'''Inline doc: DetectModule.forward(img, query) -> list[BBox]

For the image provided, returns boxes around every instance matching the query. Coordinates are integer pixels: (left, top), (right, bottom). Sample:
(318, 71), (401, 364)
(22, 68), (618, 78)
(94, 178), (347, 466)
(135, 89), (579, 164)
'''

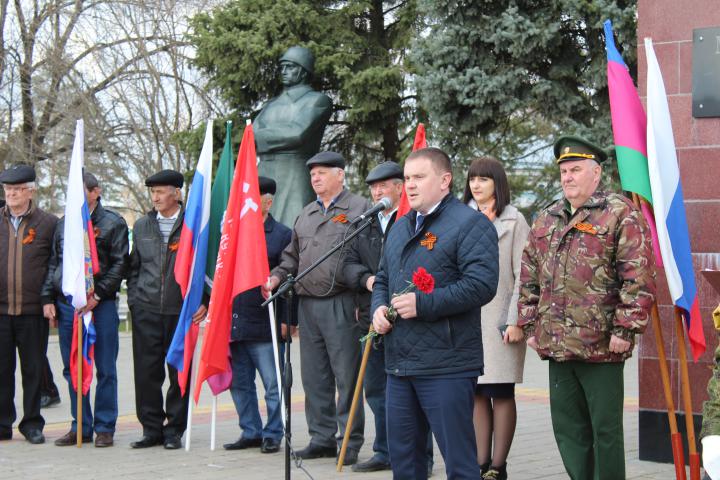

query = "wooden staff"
(631, 193), (685, 479)
(337, 326), (374, 472)
(674, 307), (701, 480)
(77, 312), (83, 448)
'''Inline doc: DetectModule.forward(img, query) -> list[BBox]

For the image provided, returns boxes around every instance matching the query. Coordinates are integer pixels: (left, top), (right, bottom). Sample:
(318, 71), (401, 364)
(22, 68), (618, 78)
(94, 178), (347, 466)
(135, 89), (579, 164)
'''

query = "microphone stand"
(262, 215), (377, 480)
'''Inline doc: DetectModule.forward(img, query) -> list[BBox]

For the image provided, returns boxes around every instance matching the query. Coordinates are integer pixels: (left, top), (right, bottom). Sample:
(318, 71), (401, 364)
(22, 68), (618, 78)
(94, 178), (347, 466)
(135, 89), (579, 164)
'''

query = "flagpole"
(631, 193), (687, 480)
(76, 312), (83, 448)
(267, 303), (286, 427)
(185, 324), (204, 451)
(674, 307), (701, 480)
(210, 396), (217, 451)
(337, 325), (374, 471)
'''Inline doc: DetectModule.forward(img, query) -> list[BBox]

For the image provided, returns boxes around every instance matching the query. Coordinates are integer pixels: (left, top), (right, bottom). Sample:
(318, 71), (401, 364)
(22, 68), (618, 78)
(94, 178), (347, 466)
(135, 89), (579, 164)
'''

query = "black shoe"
(130, 435), (163, 449)
(40, 395), (61, 408)
(55, 430), (92, 446)
(22, 429), (45, 445)
(339, 449), (359, 466)
(482, 464), (507, 480)
(260, 437), (280, 453)
(223, 437), (262, 450)
(0, 431), (11, 441)
(295, 443), (337, 459)
(164, 435), (182, 450)
(351, 456), (391, 472)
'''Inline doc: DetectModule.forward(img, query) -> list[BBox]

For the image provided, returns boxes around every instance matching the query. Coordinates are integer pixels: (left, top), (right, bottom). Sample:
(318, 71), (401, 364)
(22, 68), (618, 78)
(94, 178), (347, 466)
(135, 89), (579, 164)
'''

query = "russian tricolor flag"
(62, 119), (98, 395)
(644, 38), (705, 361)
(167, 121), (213, 395)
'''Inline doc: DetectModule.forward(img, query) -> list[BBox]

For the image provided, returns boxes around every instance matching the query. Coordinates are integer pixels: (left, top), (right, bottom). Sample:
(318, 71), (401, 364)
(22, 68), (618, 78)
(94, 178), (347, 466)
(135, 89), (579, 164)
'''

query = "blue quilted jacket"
(371, 194), (499, 377)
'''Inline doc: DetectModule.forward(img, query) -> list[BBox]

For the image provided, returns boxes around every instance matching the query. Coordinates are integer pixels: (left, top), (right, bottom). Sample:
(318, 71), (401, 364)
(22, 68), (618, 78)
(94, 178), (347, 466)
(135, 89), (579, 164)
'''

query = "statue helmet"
(279, 46), (315, 76)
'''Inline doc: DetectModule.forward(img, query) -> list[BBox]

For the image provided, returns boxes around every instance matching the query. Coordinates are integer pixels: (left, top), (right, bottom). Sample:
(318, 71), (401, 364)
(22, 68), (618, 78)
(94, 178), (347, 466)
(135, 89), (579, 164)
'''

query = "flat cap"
(365, 161), (403, 184)
(259, 176), (276, 195)
(306, 151), (345, 170)
(553, 135), (608, 164)
(145, 169), (184, 188)
(0, 164), (36, 184)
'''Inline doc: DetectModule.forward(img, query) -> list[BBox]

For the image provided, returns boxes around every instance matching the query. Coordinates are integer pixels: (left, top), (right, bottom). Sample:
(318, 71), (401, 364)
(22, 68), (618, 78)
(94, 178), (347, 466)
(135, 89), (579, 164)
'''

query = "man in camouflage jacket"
(518, 136), (656, 480)
(701, 305), (720, 479)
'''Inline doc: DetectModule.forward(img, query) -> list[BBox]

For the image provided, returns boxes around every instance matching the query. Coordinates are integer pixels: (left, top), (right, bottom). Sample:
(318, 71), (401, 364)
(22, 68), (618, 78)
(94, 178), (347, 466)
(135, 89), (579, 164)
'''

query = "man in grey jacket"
(264, 152), (369, 465)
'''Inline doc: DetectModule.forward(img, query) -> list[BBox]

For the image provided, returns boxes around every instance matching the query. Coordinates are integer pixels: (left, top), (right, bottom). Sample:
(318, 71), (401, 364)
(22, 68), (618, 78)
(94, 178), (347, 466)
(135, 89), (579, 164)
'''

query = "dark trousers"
(549, 360), (625, 480)
(386, 374), (479, 480)
(365, 342), (434, 466)
(0, 315), (46, 435)
(131, 308), (188, 439)
(298, 294), (364, 451)
(58, 299), (119, 435)
(40, 318), (59, 398)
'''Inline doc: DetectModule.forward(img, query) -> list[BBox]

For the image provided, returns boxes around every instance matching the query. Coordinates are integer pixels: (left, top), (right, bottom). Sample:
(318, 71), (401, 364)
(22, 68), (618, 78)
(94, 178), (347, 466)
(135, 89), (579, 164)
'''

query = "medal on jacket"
(574, 223), (598, 235)
(168, 241), (180, 252)
(331, 213), (348, 223)
(420, 231), (437, 250)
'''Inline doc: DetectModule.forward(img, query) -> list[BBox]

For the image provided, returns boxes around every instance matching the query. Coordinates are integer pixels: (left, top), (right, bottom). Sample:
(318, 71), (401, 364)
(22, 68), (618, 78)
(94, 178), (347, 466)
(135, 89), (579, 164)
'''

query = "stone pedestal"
(637, 0), (720, 462)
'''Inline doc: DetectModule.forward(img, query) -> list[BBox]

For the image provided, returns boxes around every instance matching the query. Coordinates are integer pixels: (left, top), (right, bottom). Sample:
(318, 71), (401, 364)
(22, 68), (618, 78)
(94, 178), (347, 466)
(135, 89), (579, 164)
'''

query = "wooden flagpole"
(76, 312), (83, 448)
(337, 326), (374, 472)
(674, 307), (701, 480)
(631, 193), (686, 479)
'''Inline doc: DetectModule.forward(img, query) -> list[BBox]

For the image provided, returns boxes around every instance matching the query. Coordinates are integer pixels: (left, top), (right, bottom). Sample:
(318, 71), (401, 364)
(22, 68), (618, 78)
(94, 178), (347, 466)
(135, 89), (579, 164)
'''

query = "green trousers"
(549, 360), (625, 480)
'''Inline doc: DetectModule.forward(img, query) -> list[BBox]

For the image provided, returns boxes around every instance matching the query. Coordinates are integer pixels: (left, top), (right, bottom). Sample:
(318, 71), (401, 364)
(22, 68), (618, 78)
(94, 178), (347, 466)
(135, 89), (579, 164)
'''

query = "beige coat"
(468, 202), (530, 384)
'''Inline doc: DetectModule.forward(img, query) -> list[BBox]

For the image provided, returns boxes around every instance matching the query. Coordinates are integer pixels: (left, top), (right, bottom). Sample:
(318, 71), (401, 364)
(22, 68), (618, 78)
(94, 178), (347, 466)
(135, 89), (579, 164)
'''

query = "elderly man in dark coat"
(372, 148), (499, 479)
(224, 176), (294, 454)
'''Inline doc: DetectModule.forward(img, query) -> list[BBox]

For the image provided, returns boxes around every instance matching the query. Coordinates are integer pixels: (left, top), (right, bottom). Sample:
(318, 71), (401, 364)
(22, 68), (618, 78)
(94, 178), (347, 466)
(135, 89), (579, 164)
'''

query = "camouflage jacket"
(700, 307), (720, 438)
(517, 190), (656, 362)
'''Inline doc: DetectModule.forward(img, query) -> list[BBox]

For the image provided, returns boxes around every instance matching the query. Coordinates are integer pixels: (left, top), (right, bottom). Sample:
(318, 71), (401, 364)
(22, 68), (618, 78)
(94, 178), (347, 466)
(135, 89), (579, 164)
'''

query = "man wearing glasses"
(0, 164), (58, 445)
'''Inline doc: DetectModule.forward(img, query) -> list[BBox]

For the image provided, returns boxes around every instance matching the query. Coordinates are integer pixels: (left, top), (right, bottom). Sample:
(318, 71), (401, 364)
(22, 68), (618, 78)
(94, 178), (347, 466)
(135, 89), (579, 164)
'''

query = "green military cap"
(553, 135), (608, 164)
(279, 46), (315, 76)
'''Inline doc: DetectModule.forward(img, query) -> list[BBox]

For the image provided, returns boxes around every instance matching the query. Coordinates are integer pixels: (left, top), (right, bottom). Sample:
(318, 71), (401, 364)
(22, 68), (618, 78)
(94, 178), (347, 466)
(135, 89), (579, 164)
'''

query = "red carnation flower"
(412, 267), (435, 294)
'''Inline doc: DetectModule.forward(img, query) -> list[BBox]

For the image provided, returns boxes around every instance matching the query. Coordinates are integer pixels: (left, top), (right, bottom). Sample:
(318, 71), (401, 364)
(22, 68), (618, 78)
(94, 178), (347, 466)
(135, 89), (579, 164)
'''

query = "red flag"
(193, 123), (269, 402)
(397, 123), (427, 217)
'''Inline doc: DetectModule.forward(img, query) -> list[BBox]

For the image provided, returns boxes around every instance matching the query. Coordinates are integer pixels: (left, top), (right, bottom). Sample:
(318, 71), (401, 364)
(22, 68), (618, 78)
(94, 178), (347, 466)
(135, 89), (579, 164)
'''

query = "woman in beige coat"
(463, 157), (530, 480)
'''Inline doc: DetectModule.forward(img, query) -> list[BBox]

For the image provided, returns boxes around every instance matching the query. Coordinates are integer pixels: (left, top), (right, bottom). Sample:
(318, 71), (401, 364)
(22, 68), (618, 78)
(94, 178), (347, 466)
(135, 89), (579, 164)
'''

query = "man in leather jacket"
(42, 172), (129, 448)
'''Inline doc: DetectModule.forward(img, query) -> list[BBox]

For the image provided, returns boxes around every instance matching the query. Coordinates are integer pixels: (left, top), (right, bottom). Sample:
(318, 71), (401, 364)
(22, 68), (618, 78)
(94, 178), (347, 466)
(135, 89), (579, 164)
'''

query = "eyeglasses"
(2, 185), (31, 193)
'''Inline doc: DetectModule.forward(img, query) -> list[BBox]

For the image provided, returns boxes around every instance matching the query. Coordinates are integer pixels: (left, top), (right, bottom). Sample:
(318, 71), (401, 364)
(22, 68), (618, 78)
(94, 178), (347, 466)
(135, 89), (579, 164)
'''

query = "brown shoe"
(94, 432), (114, 448)
(55, 430), (92, 446)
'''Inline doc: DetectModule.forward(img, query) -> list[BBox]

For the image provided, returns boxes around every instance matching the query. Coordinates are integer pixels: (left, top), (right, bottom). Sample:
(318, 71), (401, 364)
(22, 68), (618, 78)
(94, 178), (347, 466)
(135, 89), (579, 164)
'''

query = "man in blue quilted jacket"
(372, 147), (499, 480)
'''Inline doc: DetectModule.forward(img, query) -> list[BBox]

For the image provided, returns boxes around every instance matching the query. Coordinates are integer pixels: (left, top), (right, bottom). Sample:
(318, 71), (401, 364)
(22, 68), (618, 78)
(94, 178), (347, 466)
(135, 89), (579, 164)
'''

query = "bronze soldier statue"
(255, 46), (333, 226)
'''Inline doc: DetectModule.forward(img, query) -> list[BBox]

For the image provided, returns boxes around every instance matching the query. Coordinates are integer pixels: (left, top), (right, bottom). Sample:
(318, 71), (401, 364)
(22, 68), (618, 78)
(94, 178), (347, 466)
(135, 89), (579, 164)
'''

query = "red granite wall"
(637, 0), (720, 423)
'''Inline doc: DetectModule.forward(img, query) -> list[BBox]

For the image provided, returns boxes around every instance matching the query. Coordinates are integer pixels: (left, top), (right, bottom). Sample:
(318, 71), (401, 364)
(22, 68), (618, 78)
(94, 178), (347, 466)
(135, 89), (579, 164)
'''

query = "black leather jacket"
(126, 207), (184, 315)
(41, 199), (130, 305)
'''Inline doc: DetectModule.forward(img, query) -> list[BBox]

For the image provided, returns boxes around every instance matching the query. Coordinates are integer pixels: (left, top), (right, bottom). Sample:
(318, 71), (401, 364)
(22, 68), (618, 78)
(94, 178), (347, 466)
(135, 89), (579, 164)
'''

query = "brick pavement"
(1, 331), (678, 479)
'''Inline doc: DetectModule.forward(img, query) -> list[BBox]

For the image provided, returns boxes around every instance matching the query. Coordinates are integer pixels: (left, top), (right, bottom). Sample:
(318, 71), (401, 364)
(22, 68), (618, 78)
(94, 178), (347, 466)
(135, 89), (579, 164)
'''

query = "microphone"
(351, 197), (392, 224)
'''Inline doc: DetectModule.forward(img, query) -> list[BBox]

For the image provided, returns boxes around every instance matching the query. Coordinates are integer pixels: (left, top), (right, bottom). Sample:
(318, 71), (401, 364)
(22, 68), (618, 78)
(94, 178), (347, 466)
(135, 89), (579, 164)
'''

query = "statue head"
(279, 46), (315, 87)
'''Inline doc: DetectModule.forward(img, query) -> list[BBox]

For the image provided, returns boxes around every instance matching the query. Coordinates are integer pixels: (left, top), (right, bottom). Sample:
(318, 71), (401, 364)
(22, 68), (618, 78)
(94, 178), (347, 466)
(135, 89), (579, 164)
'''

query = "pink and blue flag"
(167, 121), (213, 395)
(604, 20), (662, 266)
(644, 38), (705, 361)
(62, 119), (99, 395)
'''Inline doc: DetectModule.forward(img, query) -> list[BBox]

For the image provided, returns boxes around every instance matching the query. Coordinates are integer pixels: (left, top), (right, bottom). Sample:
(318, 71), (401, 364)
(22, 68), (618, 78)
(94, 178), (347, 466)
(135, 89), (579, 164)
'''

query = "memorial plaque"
(692, 27), (720, 118)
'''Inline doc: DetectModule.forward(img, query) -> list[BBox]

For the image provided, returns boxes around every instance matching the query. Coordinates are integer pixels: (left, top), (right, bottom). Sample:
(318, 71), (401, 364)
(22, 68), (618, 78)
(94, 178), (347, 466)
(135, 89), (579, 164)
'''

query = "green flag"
(206, 121), (234, 289)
